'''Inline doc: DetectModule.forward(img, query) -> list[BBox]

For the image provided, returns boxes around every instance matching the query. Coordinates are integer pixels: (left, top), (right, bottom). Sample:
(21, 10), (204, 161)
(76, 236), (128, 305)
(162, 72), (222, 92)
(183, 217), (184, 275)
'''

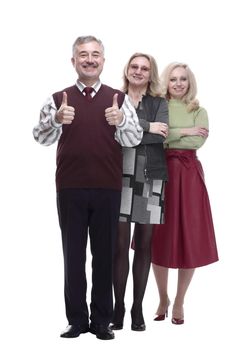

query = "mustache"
(82, 62), (98, 68)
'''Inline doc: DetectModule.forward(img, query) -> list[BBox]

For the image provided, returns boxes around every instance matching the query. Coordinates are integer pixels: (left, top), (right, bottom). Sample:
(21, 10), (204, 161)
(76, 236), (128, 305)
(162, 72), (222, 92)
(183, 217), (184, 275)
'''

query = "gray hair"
(72, 35), (104, 56)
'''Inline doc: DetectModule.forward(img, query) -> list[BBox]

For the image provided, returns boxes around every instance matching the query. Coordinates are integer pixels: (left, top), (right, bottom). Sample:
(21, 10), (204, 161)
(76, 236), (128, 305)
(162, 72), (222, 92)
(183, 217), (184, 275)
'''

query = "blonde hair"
(122, 53), (162, 97)
(161, 62), (199, 111)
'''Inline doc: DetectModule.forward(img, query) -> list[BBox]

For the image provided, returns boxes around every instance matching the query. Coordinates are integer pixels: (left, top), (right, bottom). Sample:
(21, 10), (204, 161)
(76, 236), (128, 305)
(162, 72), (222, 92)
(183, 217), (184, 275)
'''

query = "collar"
(76, 80), (101, 93)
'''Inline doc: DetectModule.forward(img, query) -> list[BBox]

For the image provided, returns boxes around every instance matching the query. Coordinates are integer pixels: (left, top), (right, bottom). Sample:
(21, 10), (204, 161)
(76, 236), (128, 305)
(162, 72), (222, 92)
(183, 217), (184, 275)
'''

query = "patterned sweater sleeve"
(32, 96), (62, 146)
(115, 95), (143, 147)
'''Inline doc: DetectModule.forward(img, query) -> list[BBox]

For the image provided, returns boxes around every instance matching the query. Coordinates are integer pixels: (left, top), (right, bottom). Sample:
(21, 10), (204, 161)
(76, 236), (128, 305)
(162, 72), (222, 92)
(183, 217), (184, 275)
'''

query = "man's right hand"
(55, 92), (75, 124)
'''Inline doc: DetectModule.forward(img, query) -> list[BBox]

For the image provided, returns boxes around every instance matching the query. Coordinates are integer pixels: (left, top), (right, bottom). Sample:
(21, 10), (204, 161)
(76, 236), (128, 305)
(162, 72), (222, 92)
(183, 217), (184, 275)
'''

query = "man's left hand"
(105, 93), (123, 126)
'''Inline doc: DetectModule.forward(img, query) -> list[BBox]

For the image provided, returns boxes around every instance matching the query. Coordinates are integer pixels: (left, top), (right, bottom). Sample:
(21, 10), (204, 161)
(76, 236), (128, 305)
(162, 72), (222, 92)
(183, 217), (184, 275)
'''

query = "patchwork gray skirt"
(119, 147), (165, 224)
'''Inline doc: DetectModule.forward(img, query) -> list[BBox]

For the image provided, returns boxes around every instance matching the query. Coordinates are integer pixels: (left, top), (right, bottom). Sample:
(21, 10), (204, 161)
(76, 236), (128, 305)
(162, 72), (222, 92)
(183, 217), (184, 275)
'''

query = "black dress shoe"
(60, 324), (89, 338)
(90, 323), (115, 340)
(131, 322), (146, 331)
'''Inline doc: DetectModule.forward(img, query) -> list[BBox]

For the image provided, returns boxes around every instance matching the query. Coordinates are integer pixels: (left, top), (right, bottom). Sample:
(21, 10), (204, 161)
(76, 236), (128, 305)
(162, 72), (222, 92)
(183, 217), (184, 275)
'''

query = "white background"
(0, 0), (232, 349)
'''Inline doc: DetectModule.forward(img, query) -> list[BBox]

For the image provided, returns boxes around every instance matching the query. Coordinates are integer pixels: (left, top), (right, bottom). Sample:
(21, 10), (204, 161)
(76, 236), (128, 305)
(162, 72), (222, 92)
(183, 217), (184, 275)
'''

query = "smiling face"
(71, 40), (105, 85)
(168, 66), (189, 99)
(127, 56), (151, 90)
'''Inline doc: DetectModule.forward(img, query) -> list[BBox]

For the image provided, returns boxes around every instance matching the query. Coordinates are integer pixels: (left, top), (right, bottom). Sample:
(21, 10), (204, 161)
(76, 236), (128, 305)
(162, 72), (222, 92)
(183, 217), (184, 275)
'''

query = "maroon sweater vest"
(53, 84), (125, 191)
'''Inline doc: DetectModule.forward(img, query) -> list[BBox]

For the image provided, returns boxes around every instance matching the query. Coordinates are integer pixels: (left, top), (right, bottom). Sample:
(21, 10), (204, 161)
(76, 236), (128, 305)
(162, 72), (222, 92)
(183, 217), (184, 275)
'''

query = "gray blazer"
(137, 95), (168, 181)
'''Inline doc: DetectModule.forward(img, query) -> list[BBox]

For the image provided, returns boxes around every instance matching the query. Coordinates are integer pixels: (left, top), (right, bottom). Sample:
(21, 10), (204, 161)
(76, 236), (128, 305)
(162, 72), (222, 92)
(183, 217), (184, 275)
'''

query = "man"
(33, 35), (143, 340)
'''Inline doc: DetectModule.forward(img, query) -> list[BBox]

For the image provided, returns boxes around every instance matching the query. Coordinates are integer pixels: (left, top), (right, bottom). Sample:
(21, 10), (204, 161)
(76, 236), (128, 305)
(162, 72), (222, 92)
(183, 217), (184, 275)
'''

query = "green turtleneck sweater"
(165, 99), (208, 150)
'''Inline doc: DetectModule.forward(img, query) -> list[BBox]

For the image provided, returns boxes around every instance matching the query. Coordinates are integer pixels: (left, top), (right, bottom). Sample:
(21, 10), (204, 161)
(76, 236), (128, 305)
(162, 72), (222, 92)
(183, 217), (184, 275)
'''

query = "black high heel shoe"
(131, 307), (146, 331)
(131, 323), (146, 331)
(110, 305), (125, 330)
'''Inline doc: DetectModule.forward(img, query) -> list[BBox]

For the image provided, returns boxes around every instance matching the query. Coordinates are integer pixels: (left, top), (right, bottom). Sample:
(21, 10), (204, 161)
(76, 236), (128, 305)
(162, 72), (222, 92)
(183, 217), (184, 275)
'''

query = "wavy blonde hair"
(122, 53), (162, 97)
(161, 62), (199, 111)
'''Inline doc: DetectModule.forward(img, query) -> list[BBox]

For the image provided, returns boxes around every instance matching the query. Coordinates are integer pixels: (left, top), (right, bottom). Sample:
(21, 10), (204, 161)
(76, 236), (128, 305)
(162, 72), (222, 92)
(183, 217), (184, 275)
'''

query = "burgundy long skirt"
(151, 149), (218, 268)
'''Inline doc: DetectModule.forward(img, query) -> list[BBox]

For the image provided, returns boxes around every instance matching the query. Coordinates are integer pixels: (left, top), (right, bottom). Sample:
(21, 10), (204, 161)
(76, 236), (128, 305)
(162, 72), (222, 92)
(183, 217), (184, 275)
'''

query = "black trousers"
(57, 188), (121, 326)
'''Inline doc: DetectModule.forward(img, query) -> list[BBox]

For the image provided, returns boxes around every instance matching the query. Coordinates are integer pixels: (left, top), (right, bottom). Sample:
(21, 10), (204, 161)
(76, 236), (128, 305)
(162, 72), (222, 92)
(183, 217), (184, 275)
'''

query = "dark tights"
(112, 222), (153, 324)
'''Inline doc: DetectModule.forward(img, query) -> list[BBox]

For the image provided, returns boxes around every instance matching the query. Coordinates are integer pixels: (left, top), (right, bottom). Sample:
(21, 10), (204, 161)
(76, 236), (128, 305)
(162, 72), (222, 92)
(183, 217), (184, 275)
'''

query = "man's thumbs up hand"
(112, 93), (119, 108)
(55, 92), (75, 124)
(105, 93), (123, 126)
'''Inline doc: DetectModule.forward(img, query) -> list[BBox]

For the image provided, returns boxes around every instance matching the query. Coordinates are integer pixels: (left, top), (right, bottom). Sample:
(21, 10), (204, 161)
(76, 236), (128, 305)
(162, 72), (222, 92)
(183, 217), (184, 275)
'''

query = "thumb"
(112, 93), (119, 108)
(61, 91), (67, 106)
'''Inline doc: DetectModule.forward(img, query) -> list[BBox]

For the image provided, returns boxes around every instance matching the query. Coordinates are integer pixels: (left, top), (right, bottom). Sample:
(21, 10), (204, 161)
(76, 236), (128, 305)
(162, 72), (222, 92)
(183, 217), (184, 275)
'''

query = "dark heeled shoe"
(154, 308), (168, 321)
(110, 305), (125, 330)
(110, 322), (123, 330)
(154, 299), (170, 321)
(171, 317), (184, 325)
(131, 322), (146, 331)
(130, 306), (146, 331)
(171, 305), (184, 325)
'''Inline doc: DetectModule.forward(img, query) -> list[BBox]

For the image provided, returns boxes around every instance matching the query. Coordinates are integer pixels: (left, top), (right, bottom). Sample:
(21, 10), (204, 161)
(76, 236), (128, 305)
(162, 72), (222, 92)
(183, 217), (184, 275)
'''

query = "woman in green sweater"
(151, 62), (218, 325)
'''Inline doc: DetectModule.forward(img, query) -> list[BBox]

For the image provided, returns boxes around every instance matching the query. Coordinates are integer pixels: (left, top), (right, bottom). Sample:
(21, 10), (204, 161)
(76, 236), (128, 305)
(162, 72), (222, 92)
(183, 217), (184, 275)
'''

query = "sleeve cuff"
(139, 119), (150, 132)
(117, 115), (126, 128)
(51, 115), (62, 128)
